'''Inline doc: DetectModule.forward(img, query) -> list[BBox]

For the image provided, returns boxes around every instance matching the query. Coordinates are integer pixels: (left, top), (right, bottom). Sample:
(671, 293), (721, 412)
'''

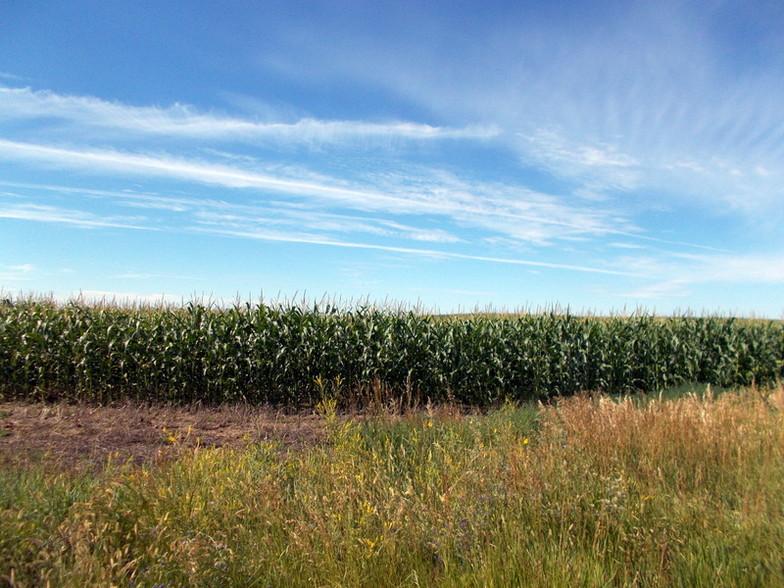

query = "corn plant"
(1, 296), (782, 406)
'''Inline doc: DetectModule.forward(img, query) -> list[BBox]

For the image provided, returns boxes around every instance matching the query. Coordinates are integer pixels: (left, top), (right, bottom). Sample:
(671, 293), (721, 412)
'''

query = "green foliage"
(1, 297), (782, 405)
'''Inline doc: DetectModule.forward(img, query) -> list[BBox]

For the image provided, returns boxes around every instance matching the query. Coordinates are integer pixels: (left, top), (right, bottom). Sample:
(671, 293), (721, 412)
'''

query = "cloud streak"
(619, 252), (784, 302)
(0, 179), (646, 280)
(0, 200), (152, 230)
(0, 85), (498, 145)
(0, 141), (635, 248)
(0, 263), (36, 283)
(191, 225), (641, 277)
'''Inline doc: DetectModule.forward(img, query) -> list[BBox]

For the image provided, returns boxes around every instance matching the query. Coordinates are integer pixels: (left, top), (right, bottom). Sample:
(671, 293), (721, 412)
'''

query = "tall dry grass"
(1, 387), (782, 586)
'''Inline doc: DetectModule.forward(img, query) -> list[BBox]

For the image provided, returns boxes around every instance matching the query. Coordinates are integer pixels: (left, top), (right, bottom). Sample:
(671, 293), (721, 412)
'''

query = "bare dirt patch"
(0, 401), (328, 470)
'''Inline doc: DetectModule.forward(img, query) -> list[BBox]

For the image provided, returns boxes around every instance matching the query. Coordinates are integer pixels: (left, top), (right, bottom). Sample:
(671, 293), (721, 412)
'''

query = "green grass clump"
(2, 387), (783, 587)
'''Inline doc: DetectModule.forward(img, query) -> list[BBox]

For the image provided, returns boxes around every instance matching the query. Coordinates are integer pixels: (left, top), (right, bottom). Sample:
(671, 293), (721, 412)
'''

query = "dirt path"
(0, 401), (328, 470)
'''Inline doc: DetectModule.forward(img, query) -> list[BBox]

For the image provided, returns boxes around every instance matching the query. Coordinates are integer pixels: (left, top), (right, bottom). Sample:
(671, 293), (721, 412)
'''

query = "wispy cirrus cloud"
(0, 200), (152, 230)
(0, 142), (633, 248)
(0, 139), (435, 210)
(1, 179), (466, 245)
(0, 85), (498, 144)
(268, 2), (784, 216)
(194, 208), (462, 245)
(0, 77), (743, 305)
(619, 252), (784, 301)
(0, 263), (36, 282)
(1, 177), (619, 261)
(516, 129), (641, 194)
(0, 184), (640, 280)
(0, 81), (730, 255)
(686, 253), (784, 285)
(191, 225), (641, 277)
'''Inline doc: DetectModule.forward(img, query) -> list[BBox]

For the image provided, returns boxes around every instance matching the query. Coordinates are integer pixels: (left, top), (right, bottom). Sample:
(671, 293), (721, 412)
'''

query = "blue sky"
(1, 1), (783, 316)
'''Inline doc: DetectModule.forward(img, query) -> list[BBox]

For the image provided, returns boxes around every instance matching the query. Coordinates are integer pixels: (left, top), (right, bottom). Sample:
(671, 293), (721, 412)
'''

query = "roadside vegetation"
(2, 386), (783, 587)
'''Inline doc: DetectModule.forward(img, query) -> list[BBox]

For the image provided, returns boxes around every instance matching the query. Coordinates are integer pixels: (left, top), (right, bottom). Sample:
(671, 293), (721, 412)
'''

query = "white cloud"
(272, 3), (784, 218)
(617, 252), (784, 302)
(517, 129), (641, 193)
(0, 144), (633, 248)
(192, 225), (640, 277)
(608, 242), (645, 250)
(0, 85), (498, 144)
(0, 139), (434, 211)
(0, 201), (152, 230)
(0, 263), (36, 283)
(692, 254), (784, 284)
(9, 263), (35, 272)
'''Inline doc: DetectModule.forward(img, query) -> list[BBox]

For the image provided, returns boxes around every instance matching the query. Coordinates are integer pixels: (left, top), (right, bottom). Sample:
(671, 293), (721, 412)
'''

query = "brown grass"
(539, 386), (784, 497)
(0, 401), (327, 470)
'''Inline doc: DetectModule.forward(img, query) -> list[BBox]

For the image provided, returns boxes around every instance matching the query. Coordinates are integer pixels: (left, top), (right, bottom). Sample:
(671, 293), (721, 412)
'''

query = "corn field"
(1, 298), (782, 405)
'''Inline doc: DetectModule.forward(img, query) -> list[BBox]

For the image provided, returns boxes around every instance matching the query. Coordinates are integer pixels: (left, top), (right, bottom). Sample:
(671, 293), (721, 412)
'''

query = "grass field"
(2, 386), (783, 587)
